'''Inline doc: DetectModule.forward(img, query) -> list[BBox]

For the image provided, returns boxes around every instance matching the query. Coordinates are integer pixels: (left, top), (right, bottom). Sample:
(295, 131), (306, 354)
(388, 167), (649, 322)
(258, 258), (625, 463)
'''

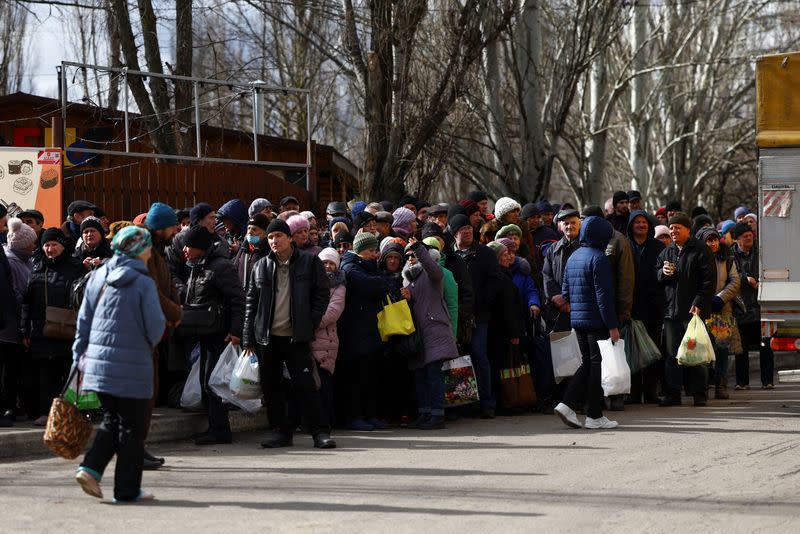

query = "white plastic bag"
(230, 350), (261, 400)
(677, 314), (716, 366)
(550, 330), (582, 383)
(180, 357), (203, 411)
(209, 343), (262, 413)
(598, 338), (631, 396)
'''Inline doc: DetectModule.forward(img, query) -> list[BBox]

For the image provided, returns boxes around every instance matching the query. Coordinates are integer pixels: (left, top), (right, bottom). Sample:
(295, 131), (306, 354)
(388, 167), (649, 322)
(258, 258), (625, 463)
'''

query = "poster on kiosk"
(0, 147), (63, 226)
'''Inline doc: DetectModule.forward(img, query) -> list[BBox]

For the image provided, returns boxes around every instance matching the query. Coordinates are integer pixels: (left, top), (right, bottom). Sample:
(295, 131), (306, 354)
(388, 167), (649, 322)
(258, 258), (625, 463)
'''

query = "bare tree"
(0, 3), (29, 95)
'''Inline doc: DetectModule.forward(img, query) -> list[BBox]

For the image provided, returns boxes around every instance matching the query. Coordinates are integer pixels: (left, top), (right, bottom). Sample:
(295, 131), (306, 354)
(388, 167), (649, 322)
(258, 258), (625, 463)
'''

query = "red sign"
(38, 149), (61, 165)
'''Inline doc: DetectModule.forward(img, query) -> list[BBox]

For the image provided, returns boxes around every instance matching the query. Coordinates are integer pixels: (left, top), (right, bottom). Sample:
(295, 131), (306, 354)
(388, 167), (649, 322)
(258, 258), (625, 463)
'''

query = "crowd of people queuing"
(0, 188), (773, 502)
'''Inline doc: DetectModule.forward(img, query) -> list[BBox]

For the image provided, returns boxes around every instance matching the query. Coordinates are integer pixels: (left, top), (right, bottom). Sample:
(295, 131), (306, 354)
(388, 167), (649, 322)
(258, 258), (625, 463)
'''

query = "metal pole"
(193, 82), (202, 158)
(252, 88), (259, 162)
(123, 68), (130, 153)
(306, 92), (312, 191)
(60, 64), (67, 150)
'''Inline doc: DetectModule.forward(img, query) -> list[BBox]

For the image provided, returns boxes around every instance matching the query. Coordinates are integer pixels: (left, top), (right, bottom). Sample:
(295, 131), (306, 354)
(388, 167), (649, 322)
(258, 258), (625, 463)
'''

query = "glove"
(711, 295), (724, 312)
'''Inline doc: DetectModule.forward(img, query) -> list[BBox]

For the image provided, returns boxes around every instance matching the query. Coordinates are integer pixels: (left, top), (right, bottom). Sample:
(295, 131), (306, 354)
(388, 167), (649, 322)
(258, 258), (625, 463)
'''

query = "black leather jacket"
(243, 245), (330, 347)
(656, 237), (715, 320)
(183, 246), (245, 337)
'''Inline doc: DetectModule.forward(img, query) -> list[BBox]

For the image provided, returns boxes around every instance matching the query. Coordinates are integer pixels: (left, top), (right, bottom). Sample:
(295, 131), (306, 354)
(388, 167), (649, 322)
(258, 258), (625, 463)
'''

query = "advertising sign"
(0, 147), (63, 226)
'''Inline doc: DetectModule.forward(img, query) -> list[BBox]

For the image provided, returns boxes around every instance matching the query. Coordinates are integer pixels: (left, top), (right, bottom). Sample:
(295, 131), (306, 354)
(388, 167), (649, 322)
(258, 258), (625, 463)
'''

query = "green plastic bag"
(677, 315), (716, 367)
(622, 320), (663, 374)
(63, 371), (101, 411)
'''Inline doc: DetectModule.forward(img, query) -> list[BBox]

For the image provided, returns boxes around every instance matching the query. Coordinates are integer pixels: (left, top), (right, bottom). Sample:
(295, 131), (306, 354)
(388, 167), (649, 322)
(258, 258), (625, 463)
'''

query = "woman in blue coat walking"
(72, 226), (166, 503)
(555, 217), (620, 430)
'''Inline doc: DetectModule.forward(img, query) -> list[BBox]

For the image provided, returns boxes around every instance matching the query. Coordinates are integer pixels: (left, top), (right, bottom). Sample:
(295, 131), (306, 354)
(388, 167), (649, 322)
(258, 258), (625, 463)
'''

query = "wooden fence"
(63, 160), (311, 221)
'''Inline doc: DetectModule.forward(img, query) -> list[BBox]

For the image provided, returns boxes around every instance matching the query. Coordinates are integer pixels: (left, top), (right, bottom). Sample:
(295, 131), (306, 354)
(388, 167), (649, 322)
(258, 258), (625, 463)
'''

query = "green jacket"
(439, 255), (459, 338)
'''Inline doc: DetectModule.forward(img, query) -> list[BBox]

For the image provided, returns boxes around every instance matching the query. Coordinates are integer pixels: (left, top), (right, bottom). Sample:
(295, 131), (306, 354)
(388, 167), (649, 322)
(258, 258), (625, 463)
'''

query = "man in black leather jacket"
(656, 212), (715, 407)
(242, 219), (333, 449)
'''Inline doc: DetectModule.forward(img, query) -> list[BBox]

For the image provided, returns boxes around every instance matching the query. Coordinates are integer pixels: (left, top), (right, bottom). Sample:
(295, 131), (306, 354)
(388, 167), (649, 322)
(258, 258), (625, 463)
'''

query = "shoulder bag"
(42, 267), (78, 340)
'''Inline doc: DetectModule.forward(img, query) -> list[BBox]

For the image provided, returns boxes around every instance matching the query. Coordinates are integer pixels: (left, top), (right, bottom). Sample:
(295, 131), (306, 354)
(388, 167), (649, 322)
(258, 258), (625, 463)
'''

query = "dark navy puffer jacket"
(562, 217), (618, 330)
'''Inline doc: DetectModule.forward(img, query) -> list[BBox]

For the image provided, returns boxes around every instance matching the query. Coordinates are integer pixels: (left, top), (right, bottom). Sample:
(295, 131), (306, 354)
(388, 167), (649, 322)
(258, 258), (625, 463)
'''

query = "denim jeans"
(469, 322), (495, 410)
(663, 318), (708, 399)
(80, 394), (148, 501)
(414, 361), (445, 417)
(562, 328), (607, 419)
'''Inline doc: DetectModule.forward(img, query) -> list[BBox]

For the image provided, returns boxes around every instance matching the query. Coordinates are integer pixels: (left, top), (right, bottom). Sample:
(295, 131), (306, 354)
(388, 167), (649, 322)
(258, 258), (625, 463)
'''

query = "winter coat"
(0, 246), (32, 344)
(562, 217), (618, 330)
(379, 243), (405, 301)
(731, 243), (759, 325)
(710, 251), (743, 354)
(243, 245), (330, 347)
(531, 225), (561, 273)
(73, 239), (113, 264)
(183, 244), (246, 338)
(403, 243), (459, 370)
(338, 251), (390, 359)
(627, 210), (664, 325)
(606, 212), (629, 237)
(73, 255), (165, 399)
(606, 230), (635, 323)
(234, 240), (269, 290)
(0, 245), (14, 331)
(311, 271), (346, 373)
(454, 242), (499, 324)
(21, 249), (87, 359)
(438, 253), (459, 339)
(542, 235), (580, 332)
(489, 268), (525, 350)
(167, 226), (230, 298)
(147, 238), (183, 327)
(510, 256), (541, 310)
(217, 199), (249, 237)
(656, 236), (715, 320)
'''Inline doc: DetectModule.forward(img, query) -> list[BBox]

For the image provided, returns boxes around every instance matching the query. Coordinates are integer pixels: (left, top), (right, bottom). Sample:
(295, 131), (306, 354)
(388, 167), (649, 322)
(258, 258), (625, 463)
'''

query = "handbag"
(42, 267), (78, 340)
(499, 344), (537, 409)
(176, 303), (223, 337)
(377, 295), (416, 342)
(43, 366), (93, 459)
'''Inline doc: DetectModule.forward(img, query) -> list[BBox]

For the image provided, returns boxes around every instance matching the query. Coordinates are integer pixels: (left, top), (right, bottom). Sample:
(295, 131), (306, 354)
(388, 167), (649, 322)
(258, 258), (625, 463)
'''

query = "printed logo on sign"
(37, 150), (61, 165)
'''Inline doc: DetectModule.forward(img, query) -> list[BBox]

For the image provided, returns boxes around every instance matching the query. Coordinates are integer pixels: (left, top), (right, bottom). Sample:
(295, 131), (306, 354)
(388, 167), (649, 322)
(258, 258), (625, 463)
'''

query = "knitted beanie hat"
(353, 231), (379, 253)
(112, 226), (152, 258)
(496, 237), (516, 252)
(146, 202), (178, 231)
(734, 206), (750, 219)
(494, 197), (521, 221)
(184, 225), (214, 250)
(286, 214), (310, 235)
(486, 240), (507, 257)
(667, 212), (692, 229)
(391, 207), (416, 237)
(248, 198), (273, 217)
(107, 221), (133, 239)
(80, 216), (104, 235)
(496, 224), (522, 239)
(40, 227), (70, 248)
(654, 225), (670, 239)
(318, 247), (340, 268)
(190, 203), (214, 226)
(6, 218), (37, 251)
(422, 236), (443, 251)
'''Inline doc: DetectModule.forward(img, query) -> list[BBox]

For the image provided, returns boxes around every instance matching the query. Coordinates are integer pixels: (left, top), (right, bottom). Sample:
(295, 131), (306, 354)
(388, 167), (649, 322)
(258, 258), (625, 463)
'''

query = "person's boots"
(715, 376), (730, 400)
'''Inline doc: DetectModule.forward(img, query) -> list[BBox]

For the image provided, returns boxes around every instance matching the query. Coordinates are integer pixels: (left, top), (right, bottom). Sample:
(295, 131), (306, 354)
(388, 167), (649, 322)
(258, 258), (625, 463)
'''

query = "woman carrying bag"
(21, 228), (86, 426)
(402, 239), (459, 430)
(72, 226), (165, 503)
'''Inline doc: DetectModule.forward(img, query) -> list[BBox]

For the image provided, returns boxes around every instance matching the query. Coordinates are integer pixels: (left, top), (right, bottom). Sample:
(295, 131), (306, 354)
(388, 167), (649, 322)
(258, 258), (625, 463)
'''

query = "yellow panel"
(44, 128), (76, 166)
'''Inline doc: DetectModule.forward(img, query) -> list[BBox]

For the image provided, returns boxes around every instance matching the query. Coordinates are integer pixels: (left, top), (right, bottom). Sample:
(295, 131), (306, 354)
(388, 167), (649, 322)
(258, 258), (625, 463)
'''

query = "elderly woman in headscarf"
(73, 226), (166, 503)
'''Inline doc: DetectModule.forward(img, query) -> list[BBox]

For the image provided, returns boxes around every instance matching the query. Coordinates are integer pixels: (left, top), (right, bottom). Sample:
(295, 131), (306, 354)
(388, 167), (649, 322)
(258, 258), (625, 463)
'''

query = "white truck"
(756, 52), (800, 366)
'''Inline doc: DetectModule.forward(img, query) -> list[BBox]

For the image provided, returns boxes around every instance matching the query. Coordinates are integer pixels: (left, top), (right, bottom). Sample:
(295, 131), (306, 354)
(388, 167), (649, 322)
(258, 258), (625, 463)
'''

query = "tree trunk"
(586, 53), (607, 206)
(174, 0), (194, 156)
(628, 0), (649, 200)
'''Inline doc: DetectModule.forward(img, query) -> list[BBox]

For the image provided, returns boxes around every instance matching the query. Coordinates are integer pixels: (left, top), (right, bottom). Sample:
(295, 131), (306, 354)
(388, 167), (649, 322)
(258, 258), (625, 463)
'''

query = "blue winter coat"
(562, 217), (618, 330)
(73, 255), (166, 399)
(339, 251), (390, 359)
(510, 256), (541, 309)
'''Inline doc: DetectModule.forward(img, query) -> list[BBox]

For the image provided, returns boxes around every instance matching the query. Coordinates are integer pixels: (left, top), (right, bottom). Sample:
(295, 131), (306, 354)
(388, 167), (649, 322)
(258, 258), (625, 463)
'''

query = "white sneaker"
(554, 403), (582, 428)
(584, 416), (618, 429)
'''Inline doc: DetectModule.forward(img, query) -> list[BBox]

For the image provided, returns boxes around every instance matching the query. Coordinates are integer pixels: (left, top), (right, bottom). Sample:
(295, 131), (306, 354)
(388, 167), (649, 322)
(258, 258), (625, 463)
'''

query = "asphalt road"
(2, 384), (800, 533)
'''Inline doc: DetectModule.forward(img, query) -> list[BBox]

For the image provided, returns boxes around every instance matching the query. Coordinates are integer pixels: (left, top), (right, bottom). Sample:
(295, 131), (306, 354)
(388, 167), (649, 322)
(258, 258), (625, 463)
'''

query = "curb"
(0, 408), (266, 461)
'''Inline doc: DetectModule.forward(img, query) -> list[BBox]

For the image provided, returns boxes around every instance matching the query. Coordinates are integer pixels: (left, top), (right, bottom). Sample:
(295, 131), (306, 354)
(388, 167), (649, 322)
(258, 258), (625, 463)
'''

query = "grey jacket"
(403, 243), (459, 370)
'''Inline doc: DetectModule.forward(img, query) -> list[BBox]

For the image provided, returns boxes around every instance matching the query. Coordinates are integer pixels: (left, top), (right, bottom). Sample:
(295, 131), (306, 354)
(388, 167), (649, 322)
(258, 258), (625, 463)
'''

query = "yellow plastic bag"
(377, 296), (416, 342)
(677, 314), (716, 366)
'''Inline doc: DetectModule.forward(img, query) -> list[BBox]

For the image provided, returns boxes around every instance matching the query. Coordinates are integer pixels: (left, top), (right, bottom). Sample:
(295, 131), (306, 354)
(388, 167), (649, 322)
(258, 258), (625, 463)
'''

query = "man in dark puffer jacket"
(555, 216), (620, 430)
